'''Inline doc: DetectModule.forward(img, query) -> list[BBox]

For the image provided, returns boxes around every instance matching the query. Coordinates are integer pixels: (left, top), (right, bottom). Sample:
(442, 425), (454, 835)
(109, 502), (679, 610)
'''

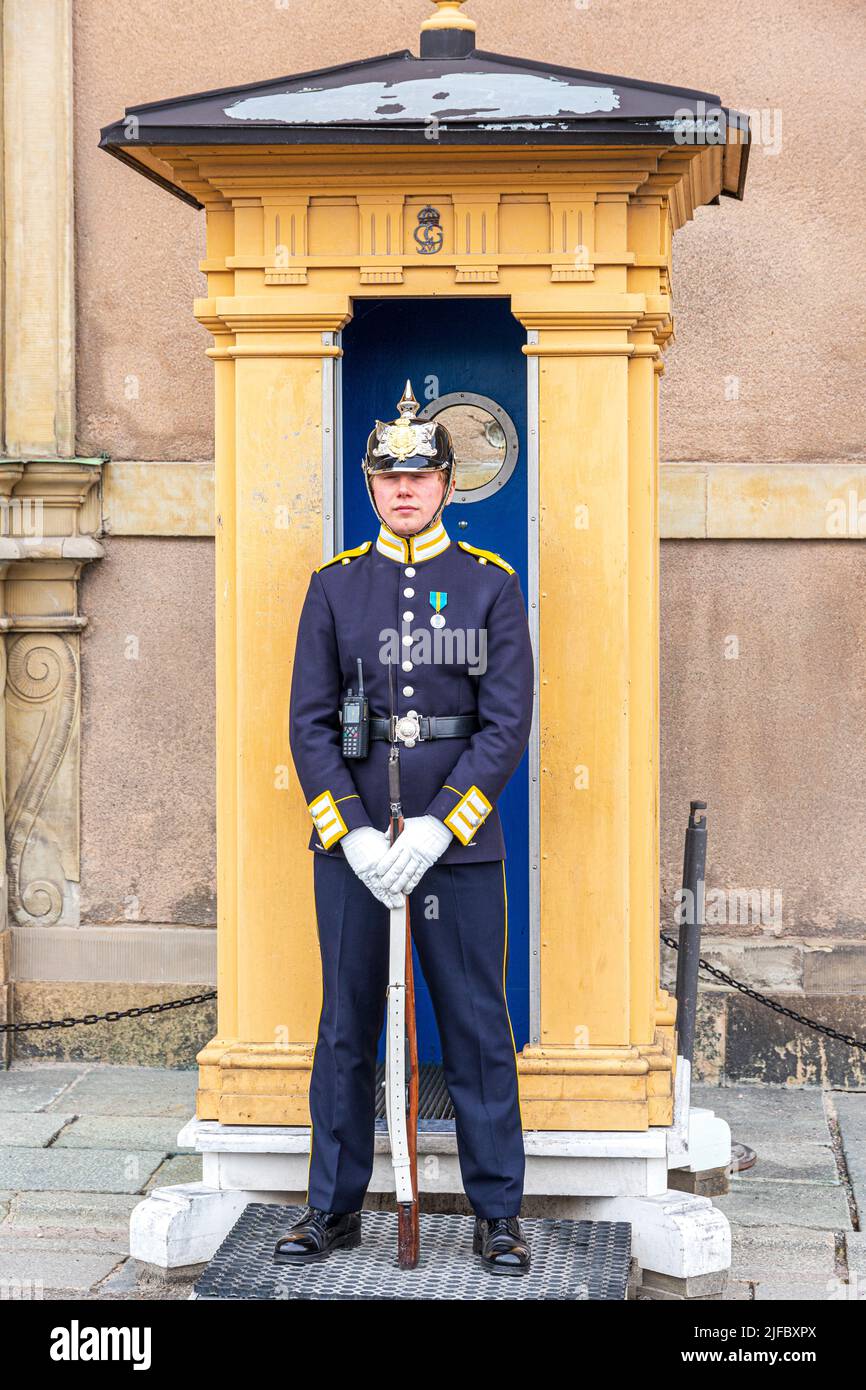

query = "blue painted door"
(341, 297), (529, 1062)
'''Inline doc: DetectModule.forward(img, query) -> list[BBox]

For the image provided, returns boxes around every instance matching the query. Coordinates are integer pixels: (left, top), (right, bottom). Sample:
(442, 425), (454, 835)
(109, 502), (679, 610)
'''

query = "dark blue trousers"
(305, 853), (525, 1219)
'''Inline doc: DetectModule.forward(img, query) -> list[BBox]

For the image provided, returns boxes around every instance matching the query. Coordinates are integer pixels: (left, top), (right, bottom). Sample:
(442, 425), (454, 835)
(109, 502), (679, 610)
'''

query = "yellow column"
(628, 325), (673, 1115)
(195, 265), (351, 1118)
(194, 206), (240, 1099)
(1, 0), (74, 455)
(513, 288), (669, 1129)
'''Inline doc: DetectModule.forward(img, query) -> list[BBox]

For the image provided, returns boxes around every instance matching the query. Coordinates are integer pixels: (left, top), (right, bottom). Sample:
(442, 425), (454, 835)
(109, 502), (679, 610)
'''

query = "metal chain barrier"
(4, 940), (864, 1054)
(0, 991), (216, 1035)
(661, 931), (866, 1053)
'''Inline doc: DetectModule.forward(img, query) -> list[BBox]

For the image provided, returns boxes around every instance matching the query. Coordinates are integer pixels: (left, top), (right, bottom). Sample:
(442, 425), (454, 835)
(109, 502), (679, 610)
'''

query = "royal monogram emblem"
(414, 205), (444, 255)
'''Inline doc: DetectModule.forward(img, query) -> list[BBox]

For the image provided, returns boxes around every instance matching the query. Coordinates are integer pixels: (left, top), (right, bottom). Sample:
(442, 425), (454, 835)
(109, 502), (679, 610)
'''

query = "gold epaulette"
(315, 540), (372, 573)
(457, 540), (515, 575)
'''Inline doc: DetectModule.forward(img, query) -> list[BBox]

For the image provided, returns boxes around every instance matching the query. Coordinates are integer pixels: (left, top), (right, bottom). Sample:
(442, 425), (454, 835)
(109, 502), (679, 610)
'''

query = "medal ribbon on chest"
(429, 591), (447, 628)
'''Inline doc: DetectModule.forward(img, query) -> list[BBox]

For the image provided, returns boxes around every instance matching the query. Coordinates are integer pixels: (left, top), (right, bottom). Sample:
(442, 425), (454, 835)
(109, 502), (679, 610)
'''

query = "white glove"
(375, 815), (453, 897)
(341, 827), (404, 909)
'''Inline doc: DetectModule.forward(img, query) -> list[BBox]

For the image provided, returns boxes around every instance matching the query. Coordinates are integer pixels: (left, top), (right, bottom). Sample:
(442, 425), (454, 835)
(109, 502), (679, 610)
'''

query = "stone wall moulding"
(98, 460), (866, 542)
(0, 460), (103, 932)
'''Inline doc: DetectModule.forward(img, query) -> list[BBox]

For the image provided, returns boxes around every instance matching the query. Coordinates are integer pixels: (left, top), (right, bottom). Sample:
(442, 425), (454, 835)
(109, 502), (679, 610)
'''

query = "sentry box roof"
(99, 7), (750, 210)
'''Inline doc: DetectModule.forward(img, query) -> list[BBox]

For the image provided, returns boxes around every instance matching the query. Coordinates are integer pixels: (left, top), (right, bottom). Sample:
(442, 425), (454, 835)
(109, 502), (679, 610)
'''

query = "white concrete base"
(671, 1106), (733, 1174)
(178, 1117), (673, 1200)
(555, 1191), (731, 1280)
(129, 1182), (263, 1269)
(666, 1054), (693, 1166)
(129, 1108), (734, 1280)
(665, 1055), (733, 1173)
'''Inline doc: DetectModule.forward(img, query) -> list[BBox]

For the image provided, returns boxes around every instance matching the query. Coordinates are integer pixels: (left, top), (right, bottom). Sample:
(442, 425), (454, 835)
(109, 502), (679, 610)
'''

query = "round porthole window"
(418, 392), (518, 504)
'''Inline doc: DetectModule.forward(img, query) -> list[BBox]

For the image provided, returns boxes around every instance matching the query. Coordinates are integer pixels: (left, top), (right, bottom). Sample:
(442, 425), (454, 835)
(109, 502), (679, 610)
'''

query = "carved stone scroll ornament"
(5, 635), (79, 927)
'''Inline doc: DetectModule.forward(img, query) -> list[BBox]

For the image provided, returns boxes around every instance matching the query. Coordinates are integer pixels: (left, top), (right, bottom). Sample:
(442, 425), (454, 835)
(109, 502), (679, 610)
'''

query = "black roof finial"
(420, 0), (477, 60)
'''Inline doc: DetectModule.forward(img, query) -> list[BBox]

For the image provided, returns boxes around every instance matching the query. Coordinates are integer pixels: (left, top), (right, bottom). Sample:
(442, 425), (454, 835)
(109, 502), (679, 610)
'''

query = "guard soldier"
(274, 381), (534, 1275)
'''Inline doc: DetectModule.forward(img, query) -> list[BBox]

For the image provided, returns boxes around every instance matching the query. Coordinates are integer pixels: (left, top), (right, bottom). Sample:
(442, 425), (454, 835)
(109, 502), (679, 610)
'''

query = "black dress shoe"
(473, 1215), (531, 1275)
(273, 1205), (362, 1264)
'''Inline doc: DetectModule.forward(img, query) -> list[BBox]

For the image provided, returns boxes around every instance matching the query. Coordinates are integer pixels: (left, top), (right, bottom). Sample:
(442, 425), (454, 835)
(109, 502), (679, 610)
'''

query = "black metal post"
(674, 800), (707, 1065)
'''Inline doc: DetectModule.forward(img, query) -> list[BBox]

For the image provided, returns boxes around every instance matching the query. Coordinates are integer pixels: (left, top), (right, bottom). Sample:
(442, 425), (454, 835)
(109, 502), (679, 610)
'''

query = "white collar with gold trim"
(375, 519), (451, 564)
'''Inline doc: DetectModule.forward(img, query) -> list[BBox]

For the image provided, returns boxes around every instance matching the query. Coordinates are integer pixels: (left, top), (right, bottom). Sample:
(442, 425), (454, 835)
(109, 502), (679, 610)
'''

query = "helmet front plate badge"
(372, 417), (439, 463)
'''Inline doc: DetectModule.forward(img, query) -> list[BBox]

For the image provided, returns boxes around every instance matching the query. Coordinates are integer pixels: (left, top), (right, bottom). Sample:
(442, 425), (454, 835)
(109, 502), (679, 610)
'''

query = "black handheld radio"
(340, 658), (370, 759)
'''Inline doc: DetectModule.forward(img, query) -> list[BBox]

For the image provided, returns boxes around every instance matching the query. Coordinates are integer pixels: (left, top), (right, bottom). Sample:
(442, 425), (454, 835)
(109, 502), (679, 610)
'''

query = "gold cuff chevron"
(444, 784), (492, 845)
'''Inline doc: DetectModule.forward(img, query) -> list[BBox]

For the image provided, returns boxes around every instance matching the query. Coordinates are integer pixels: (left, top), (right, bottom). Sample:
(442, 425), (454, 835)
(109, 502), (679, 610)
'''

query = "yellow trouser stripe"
(501, 860), (524, 1132)
(305, 984), (325, 1204)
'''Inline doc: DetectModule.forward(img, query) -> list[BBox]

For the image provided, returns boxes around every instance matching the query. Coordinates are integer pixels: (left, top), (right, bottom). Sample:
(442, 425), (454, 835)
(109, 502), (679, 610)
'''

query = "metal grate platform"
(374, 1061), (454, 1122)
(193, 1203), (632, 1301)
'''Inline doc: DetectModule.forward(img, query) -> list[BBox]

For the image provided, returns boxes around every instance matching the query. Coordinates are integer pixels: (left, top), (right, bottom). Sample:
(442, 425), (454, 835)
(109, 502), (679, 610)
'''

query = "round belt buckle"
(394, 712), (421, 748)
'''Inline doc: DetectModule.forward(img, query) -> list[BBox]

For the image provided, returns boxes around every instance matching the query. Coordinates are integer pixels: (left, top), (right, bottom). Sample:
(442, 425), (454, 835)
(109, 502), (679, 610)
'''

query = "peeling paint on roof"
(655, 117), (724, 131)
(223, 72), (620, 124)
(476, 121), (575, 131)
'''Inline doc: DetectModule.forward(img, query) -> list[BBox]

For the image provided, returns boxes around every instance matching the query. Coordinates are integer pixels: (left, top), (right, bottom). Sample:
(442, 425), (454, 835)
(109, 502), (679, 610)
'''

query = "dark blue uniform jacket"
(288, 518), (534, 864)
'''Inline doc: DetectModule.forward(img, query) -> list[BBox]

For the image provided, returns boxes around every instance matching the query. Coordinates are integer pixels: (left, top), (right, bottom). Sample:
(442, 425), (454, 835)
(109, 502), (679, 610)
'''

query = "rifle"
(385, 659), (420, 1268)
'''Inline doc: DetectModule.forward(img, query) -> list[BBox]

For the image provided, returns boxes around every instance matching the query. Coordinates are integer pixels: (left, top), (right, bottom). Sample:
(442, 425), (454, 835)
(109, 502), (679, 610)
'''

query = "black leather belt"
(370, 714), (479, 743)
